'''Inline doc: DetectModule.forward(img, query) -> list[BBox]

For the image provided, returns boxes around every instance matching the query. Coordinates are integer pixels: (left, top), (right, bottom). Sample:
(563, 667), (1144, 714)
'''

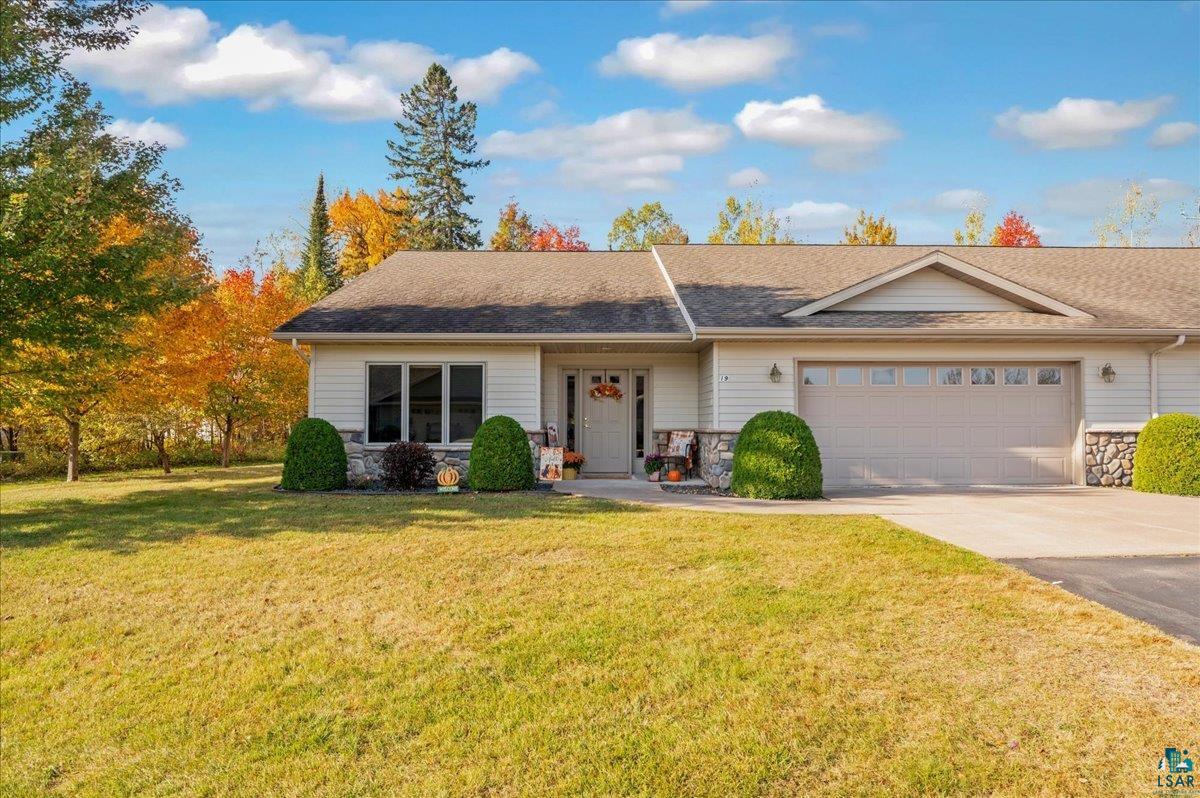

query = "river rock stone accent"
(650, 430), (739, 488)
(1084, 431), (1138, 487)
(340, 428), (544, 485)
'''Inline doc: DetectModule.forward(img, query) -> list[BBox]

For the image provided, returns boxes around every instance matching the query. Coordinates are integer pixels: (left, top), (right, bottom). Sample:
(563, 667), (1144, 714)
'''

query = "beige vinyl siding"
(1159, 344), (1200, 414)
(698, 344), (715, 429)
(834, 269), (1027, 312)
(309, 344), (540, 432)
(542, 352), (699, 430)
(713, 341), (1179, 430)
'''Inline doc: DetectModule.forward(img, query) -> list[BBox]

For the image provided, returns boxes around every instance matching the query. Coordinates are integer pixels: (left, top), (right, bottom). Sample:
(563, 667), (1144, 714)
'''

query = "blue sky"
(67, 0), (1199, 268)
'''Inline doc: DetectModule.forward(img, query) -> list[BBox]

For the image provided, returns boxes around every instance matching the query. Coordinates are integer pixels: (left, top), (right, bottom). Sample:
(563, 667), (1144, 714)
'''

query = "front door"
(582, 369), (630, 474)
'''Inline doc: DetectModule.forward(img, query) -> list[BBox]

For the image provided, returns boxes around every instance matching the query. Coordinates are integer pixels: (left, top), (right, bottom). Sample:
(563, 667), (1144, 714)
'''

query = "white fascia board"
(650, 245), (697, 339)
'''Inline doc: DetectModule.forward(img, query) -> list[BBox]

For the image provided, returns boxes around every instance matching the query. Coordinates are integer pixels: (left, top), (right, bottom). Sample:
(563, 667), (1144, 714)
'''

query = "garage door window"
(1004, 367), (1029, 385)
(1037, 367), (1062, 385)
(903, 367), (929, 385)
(870, 367), (897, 385)
(836, 367), (862, 385)
(937, 367), (963, 385)
(802, 367), (828, 386)
(971, 367), (996, 385)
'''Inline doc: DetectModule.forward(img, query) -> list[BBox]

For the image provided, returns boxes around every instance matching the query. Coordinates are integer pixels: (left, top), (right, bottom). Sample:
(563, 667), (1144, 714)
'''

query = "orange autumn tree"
(193, 269), (309, 467)
(530, 221), (589, 251)
(990, 211), (1042, 247)
(328, 188), (412, 281)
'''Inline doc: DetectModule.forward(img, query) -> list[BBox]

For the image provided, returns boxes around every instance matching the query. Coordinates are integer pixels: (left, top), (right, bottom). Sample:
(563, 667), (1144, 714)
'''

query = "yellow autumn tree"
(842, 210), (897, 245)
(708, 196), (794, 244)
(329, 188), (412, 281)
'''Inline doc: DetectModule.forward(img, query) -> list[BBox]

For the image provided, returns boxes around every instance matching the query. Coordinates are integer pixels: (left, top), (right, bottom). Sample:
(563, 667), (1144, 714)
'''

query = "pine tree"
(300, 173), (338, 294)
(386, 63), (488, 250)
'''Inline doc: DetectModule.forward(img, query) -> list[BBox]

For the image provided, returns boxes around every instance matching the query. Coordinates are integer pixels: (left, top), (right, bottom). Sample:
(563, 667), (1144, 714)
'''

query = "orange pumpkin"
(437, 468), (460, 487)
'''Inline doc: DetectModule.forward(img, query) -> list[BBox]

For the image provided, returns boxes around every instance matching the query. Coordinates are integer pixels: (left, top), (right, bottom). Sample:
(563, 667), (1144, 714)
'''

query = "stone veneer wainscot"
(1084, 431), (1139, 487)
(340, 430), (545, 484)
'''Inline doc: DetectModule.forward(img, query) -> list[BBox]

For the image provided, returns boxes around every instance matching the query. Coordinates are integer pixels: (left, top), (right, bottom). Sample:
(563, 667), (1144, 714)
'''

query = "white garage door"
(797, 362), (1075, 487)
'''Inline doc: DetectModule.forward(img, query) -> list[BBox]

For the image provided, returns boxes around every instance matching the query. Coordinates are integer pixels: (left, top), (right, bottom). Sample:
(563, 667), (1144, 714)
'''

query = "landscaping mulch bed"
(658, 484), (733, 497)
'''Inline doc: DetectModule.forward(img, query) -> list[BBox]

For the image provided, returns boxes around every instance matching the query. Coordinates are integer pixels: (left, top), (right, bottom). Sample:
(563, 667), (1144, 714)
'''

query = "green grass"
(2, 466), (1197, 796)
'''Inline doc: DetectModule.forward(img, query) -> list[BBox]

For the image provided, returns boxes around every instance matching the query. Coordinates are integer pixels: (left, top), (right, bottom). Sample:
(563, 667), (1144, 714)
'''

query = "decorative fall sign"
(437, 467), (460, 492)
(589, 383), (623, 401)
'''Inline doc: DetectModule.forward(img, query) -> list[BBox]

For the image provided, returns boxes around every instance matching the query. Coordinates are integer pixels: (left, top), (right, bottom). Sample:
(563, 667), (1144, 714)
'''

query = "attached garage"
(797, 362), (1077, 487)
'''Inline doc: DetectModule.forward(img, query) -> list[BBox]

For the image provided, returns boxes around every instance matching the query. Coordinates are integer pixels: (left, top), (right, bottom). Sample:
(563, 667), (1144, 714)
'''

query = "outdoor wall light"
(1099, 362), (1117, 383)
(769, 363), (783, 383)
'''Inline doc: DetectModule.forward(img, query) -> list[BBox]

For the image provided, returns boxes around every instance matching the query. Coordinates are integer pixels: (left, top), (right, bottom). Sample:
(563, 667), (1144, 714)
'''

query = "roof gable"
(782, 251), (1091, 318)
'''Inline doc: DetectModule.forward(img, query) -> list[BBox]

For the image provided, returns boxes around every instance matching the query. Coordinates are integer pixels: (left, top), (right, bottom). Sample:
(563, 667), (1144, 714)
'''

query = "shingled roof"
(275, 250), (691, 336)
(653, 245), (1200, 331)
(275, 245), (1200, 338)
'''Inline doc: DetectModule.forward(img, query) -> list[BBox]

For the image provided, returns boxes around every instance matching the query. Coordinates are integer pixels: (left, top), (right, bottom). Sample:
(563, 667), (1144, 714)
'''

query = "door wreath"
(589, 383), (624, 400)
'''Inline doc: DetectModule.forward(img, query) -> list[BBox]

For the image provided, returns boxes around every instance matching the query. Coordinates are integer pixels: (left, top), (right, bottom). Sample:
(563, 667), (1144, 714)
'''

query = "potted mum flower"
(562, 450), (586, 479)
(643, 453), (665, 482)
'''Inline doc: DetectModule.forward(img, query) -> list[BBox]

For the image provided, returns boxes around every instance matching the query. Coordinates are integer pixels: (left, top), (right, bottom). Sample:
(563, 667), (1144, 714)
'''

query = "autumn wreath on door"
(589, 383), (624, 400)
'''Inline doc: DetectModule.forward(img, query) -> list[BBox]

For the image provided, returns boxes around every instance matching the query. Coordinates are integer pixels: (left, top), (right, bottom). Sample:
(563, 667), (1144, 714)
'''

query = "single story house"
(273, 245), (1199, 489)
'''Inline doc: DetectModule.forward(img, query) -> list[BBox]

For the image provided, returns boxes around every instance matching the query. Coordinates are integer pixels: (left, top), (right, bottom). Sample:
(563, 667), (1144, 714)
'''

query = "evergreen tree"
(300, 173), (338, 294)
(386, 63), (488, 250)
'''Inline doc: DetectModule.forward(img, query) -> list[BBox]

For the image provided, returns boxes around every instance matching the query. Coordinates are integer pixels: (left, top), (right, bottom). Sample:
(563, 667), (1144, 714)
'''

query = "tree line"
(2, 1), (1187, 481)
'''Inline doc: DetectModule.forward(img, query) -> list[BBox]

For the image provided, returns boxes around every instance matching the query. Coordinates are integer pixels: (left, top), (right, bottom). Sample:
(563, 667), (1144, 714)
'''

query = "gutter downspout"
(290, 338), (311, 365)
(1149, 335), (1186, 418)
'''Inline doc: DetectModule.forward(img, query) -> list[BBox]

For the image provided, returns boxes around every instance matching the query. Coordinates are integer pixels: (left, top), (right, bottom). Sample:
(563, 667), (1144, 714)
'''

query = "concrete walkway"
(553, 479), (1200, 559)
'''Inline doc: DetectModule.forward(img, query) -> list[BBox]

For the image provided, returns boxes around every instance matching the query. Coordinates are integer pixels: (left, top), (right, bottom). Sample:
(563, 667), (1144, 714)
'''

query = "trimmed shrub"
(468, 415), (534, 491)
(730, 410), (822, 500)
(1133, 413), (1200, 496)
(280, 418), (347, 491)
(379, 441), (436, 490)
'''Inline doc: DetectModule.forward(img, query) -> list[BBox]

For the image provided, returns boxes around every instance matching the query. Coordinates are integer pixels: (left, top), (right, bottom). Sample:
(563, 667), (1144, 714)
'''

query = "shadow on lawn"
(1, 468), (644, 554)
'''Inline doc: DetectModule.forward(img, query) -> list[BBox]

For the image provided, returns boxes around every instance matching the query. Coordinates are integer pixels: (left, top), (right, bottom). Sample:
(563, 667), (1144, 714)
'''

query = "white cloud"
(810, 23), (867, 39)
(105, 117), (188, 148)
(776, 200), (859, 231)
(930, 188), (989, 212)
(1042, 177), (1194, 217)
(1150, 121), (1199, 148)
(599, 32), (793, 91)
(450, 48), (539, 103)
(662, 0), (714, 15)
(734, 95), (899, 171)
(483, 107), (731, 192)
(67, 4), (537, 121)
(727, 167), (769, 188)
(994, 96), (1172, 149)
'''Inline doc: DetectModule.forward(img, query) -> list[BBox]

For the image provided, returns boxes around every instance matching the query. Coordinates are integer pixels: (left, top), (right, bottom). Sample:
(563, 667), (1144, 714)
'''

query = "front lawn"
(2, 466), (1196, 796)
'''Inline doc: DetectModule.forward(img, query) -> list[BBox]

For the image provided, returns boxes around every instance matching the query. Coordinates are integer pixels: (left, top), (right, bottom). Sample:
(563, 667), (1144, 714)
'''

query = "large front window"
(367, 363), (484, 445)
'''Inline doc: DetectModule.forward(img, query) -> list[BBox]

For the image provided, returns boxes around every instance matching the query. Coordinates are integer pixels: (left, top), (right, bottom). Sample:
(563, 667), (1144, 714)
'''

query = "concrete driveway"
(554, 481), (1200, 559)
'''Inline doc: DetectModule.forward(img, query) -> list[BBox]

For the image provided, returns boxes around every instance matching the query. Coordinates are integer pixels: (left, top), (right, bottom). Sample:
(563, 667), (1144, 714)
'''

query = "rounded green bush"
(280, 418), (347, 491)
(1132, 413), (1200, 496)
(468, 415), (534, 491)
(730, 410), (823, 500)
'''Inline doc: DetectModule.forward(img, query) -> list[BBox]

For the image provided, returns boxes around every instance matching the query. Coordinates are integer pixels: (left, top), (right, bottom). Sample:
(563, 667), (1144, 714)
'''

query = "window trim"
(1036, 366), (1063, 386)
(936, 366), (964, 386)
(802, 367), (829, 386)
(869, 366), (898, 386)
(364, 361), (486, 447)
(970, 366), (997, 386)
(1003, 366), (1030, 386)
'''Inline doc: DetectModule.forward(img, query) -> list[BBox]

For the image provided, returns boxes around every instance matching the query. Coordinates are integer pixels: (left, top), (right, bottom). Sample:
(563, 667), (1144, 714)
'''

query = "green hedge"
(730, 411), (822, 500)
(280, 418), (347, 491)
(468, 415), (534, 491)
(1133, 413), (1200, 496)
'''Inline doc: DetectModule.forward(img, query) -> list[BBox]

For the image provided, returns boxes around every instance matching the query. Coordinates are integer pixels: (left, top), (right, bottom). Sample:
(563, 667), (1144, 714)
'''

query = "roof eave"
(270, 331), (696, 343)
(694, 326), (1200, 340)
